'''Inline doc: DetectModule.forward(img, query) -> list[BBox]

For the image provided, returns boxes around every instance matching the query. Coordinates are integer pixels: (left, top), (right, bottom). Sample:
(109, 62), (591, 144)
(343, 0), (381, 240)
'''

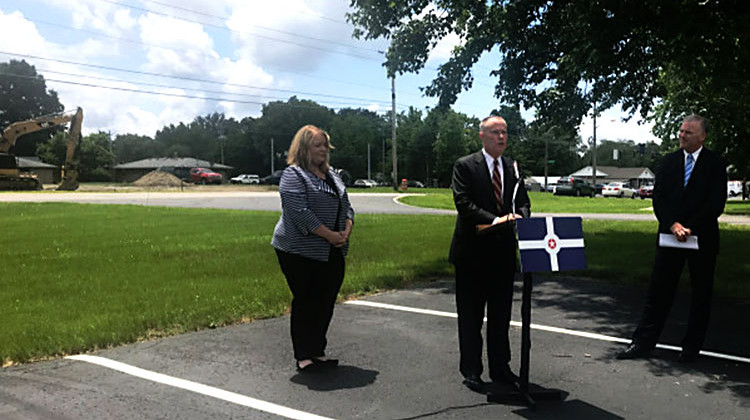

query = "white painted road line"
(345, 300), (750, 364)
(65, 355), (336, 420)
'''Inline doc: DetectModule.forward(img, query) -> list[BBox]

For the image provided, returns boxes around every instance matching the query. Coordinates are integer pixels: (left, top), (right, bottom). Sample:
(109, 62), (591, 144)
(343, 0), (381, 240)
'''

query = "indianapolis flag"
(516, 217), (586, 273)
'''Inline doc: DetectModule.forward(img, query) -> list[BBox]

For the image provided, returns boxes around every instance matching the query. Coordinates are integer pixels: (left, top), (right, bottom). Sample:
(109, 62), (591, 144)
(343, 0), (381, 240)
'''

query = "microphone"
(511, 160), (522, 217)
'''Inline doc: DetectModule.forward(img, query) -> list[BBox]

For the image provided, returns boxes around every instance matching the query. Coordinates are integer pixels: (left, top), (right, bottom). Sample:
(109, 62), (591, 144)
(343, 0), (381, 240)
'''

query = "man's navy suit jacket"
(653, 147), (727, 253)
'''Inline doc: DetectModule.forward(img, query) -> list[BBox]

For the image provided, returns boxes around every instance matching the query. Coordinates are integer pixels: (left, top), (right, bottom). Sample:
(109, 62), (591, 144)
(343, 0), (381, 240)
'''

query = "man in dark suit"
(450, 116), (531, 392)
(618, 115), (727, 363)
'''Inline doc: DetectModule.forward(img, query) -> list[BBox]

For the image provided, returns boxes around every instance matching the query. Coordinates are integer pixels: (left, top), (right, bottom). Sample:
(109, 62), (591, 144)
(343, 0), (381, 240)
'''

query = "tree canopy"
(348, 0), (750, 176)
(0, 59), (64, 156)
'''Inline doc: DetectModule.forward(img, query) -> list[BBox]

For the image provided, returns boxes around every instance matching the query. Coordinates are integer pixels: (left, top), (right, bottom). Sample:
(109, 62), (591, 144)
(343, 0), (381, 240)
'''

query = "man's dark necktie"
(493, 159), (503, 211)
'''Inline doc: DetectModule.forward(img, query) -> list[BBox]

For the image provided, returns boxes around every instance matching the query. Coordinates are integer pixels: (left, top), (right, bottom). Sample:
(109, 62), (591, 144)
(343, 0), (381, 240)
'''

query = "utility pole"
(367, 142), (371, 180)
(544, 137), (549, 191)
(592, 102), (597, 188)
(218, 134), (226, 165)
(270, 137), (275, 174)
(391, 75), (398, 189)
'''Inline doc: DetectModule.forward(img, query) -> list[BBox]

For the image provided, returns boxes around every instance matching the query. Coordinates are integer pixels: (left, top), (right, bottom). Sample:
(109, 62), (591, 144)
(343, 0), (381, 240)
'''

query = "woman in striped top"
(272, 124), (354, 372)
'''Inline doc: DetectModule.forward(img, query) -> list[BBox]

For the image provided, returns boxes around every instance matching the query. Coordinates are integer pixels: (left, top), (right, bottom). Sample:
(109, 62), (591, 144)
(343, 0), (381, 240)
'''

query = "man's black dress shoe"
(677, 349), (699, 363)
(617, 343), (652, 360)
(312, 357), (339, 367)
(492, 365), (520, 386)
(462, 375), (485, 393)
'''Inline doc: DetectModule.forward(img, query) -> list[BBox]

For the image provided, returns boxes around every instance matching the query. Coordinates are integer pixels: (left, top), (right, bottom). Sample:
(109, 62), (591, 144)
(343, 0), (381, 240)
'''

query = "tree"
(0, 60), (64, 156)
(112, 134), (162, 163)
(78, 132), (116, 181)
(397, 107), (436, 184)
(254, 97), (336, 175)
(432, 110), (478, 186)
(329, 108), (388, 179)
(38, 131), (115, 181)
(348, 1), (750, 176)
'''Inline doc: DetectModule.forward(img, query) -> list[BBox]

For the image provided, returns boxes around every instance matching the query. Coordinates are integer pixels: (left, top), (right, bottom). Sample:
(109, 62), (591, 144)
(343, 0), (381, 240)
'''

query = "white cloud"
(0, 9), (48, 52)
(226, 0), (355, 69)
(139, 13), (218, 76)
(428, 32), (462, 63)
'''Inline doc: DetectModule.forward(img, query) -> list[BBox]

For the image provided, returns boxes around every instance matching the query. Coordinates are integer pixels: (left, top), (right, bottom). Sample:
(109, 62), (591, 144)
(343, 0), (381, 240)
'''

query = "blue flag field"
(516, 217), (586, 273)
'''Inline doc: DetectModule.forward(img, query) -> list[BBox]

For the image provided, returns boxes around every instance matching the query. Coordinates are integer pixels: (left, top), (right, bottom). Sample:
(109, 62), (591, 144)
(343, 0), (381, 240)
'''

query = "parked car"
(230, 174), (260, 184)
(407, 180), (425, 188)
(602, 182), (636, 198)
(545, 183), (559, 193)
(553, 177), (596, 197)
(353, 179), (378, 188)
(595, 183), (606, 195)
(638, 184), (654, 199)
(261, 170), (283, 185)
(728, 180), (743, 197)
(189, 167), (222, 184)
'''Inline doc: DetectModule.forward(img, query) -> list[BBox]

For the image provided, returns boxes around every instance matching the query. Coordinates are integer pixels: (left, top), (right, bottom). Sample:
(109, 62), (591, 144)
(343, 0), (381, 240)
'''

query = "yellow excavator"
(0, 107), (83, 191)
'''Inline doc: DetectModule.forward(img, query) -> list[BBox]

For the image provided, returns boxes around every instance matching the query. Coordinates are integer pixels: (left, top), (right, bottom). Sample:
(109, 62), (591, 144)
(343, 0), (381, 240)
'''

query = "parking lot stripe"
(66, 355), (336, 420)
(345, 300), (750, 364)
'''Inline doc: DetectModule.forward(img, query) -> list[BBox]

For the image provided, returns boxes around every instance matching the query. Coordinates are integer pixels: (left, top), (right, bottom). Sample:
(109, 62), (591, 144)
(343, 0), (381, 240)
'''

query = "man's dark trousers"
(455, 237), (516, 380)
(633, 246), (717, 352)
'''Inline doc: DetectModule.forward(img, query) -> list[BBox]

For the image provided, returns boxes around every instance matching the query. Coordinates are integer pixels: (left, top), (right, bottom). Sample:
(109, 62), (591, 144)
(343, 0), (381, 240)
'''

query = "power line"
(1, 69), (410, 112)
(97, 0), (383, 60)
(26, 16), (394, 95)
(30, 67), (395, 107)
(137, 0), (352, 29)
(0, 51), (396, 105)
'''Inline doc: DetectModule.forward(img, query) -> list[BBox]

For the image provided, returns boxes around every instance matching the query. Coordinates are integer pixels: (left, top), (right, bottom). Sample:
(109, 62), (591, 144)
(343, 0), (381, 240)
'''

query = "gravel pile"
(132, 170), (184, 187)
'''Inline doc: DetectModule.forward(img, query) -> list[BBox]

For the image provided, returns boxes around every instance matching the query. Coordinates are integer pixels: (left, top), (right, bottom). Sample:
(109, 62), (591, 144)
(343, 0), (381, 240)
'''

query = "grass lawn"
(398, 189), (750, 215)
(1, 202), (748, 365)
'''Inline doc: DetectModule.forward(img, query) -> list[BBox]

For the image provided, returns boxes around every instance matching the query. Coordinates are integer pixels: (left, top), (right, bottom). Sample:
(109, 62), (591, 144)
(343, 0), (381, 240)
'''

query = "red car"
(189, 167), (222, 184)
(638, 185), (654, 199)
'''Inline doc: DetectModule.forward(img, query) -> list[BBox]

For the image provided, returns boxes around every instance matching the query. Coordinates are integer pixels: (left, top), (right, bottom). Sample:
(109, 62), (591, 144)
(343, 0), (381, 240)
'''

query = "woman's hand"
(314, 225), (347, 247)
(313, 219), (353, 248)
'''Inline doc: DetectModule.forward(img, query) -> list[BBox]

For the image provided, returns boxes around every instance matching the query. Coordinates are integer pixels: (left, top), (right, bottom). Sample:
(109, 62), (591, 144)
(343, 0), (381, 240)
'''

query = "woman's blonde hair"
(287, 125), (334, 172)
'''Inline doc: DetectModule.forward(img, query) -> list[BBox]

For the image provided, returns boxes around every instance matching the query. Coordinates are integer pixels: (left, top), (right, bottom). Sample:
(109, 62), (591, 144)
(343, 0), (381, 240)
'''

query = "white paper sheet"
(658, 233), (699, 250)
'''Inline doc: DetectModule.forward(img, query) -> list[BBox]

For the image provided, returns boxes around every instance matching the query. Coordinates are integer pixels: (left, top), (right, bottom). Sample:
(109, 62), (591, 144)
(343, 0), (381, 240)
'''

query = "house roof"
(570, 165), (654, 180)
(17, 156), (57, 169)
(568, 167), (610, 177)
(113, 157), (233, 170)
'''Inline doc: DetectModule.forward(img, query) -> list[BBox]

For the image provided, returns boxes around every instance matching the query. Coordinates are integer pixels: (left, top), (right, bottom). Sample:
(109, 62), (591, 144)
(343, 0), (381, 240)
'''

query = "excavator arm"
(0, 107), (83, 191)
(57, 108), (83, 190)
(0, 113), (75, 153)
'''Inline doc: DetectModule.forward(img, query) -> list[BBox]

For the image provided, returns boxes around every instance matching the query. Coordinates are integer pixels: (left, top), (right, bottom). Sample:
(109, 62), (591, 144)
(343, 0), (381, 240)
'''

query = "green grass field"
(2, 202), (749, 365)
(397, 190), (750, 215)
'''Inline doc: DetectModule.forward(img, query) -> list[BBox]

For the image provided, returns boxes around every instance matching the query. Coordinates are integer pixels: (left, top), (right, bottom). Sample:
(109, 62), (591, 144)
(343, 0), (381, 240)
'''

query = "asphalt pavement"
(1, 191), (748, 224)
(1, 276), (748, 419)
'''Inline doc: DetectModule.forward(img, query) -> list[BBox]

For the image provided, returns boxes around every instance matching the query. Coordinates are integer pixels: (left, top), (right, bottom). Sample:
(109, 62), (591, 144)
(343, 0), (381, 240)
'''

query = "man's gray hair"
(683, 114), (708, 134)
(480, 115), (504, 132)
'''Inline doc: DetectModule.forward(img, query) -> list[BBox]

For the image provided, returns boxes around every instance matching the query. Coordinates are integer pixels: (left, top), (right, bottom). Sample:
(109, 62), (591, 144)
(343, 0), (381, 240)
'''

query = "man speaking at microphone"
(449, 115), (531, 393)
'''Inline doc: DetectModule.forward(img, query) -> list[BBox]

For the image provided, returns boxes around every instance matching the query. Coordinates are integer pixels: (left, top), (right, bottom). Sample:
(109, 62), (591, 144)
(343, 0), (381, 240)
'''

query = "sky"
(0, 0), (660, 144)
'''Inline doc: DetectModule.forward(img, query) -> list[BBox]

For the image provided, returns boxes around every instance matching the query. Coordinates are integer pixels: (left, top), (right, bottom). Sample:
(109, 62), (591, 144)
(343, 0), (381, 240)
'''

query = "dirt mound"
(133, 170), (184, 187)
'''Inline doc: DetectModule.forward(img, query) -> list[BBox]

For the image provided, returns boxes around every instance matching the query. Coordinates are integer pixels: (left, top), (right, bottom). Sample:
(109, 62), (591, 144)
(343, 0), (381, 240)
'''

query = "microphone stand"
(487, 161), (565, 408)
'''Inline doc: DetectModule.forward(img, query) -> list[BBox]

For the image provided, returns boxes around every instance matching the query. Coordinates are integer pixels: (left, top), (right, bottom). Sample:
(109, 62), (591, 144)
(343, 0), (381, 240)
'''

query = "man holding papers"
(449, 115), (530, 392)
(618, 115), (727, 363)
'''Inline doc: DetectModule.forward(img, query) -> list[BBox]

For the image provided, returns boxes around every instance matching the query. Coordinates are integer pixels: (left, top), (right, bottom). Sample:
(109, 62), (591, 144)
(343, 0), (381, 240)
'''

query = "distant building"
(17, 156), (58, 184)
(569, 165), (654, 187)
(530, 175), (562, 186)
(113, 157), (233, 183)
